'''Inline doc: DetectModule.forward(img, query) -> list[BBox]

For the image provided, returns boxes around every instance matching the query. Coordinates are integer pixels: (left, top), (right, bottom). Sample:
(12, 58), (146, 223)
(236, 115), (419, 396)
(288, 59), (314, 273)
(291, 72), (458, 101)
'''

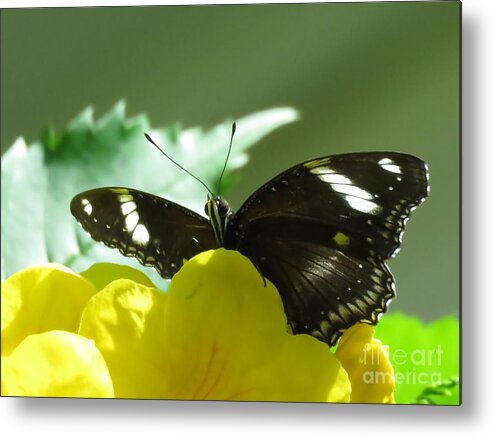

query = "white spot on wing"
(309, 165), (336, 175)
(378, 158), (402, 174)
(125, 211), (139, 231)
(382, 164), (402, 174)
(317, 173), (352, 185)
(121, 201), (137, 215)
(332, 184), (373, 200)
(132, 224), (150, 245)
(82, 199), (93, 215)
(345, 196), (382, 215)
(119, 194), (134, 203)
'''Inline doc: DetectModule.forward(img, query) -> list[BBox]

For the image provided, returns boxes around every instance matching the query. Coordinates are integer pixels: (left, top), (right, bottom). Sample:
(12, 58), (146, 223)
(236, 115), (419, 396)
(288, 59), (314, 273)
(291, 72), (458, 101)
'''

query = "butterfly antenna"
(144, 133), (215, 196)
(217, 122), (236, 196)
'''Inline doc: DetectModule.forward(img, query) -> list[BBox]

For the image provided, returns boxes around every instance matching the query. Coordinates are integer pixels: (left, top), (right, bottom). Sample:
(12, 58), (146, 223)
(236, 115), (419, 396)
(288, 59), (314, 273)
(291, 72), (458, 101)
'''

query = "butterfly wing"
(226, 152), (428, 345)
(71, 187), (218, 278)
(234, 219), (395, 345)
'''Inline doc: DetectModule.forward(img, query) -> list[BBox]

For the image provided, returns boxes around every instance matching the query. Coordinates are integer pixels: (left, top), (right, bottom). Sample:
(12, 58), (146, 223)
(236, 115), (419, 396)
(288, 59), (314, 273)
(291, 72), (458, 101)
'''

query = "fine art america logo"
(362, 344), (445, 386)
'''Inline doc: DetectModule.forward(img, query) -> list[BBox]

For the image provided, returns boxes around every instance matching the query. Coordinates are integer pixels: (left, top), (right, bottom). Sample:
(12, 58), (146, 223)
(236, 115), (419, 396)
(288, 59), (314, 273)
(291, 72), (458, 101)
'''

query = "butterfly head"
(205, 194), (233, 246)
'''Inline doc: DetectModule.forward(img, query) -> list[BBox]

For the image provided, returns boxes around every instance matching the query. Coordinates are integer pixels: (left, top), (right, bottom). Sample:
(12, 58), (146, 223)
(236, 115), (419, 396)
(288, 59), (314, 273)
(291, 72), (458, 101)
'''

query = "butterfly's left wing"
(71, 187), (218, 278)
(226, 152), (428, 345)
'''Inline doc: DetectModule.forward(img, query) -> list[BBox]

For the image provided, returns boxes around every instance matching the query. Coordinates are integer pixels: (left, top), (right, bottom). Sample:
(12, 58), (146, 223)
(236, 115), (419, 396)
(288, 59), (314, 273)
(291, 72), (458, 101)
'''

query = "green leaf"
(414, 377), (460, 405)
(1, 139), (48, 277)
(1, 102), (298, 287)
(374, 313), (460, 405)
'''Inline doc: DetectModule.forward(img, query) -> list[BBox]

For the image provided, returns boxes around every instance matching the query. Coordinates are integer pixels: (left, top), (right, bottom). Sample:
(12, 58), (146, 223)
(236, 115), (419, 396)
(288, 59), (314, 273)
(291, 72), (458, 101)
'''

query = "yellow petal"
(79, 279), (169, 399)
(1, 264), (98, 356)
(1, 330), (114, 398)
(336, 323), (395, 403)
(80, 263), (157, 292)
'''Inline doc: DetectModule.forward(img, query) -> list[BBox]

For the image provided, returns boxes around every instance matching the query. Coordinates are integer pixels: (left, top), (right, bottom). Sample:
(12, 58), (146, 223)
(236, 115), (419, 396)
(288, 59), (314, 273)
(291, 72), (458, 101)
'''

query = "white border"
(2, 0), (493, 436)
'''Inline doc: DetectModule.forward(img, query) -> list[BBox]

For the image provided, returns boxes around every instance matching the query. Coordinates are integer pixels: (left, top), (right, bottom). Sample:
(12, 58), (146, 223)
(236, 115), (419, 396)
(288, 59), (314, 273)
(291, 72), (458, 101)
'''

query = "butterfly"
(71, 129), (429, 346)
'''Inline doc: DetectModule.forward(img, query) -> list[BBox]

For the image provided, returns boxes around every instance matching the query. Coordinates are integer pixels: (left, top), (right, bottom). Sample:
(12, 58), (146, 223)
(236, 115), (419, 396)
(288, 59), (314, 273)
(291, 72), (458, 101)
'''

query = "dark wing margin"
(71, 187), (217, 278)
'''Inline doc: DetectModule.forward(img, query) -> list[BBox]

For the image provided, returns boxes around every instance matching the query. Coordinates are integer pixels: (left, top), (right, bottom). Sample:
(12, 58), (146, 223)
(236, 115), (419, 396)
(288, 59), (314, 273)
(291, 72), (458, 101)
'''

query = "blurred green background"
(0, 2), (460, 320)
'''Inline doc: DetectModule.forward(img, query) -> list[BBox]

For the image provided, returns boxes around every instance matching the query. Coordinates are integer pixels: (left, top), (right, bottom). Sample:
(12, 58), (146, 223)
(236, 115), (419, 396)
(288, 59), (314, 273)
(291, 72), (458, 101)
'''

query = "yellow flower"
(1, 264), (113, 397)
(2, 249), (394, 402)
(336, 323), (395, 403)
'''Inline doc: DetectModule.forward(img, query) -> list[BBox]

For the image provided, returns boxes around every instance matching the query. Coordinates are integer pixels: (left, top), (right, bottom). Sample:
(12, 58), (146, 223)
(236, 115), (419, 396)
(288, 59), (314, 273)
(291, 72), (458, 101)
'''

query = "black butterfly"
(71, 140), (428, 346)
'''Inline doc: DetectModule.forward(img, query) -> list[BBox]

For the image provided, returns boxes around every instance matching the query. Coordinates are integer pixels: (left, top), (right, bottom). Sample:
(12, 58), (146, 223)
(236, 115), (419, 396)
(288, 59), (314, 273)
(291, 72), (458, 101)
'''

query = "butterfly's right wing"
(71, 187), (218, 278)
(226, 152), (428, 345)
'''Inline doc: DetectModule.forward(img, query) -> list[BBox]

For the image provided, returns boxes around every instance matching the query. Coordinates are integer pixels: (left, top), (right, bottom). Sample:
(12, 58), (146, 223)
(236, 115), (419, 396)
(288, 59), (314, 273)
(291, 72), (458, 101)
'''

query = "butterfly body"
(71, 151), (428, 346)
(205, 194), (233, 246)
